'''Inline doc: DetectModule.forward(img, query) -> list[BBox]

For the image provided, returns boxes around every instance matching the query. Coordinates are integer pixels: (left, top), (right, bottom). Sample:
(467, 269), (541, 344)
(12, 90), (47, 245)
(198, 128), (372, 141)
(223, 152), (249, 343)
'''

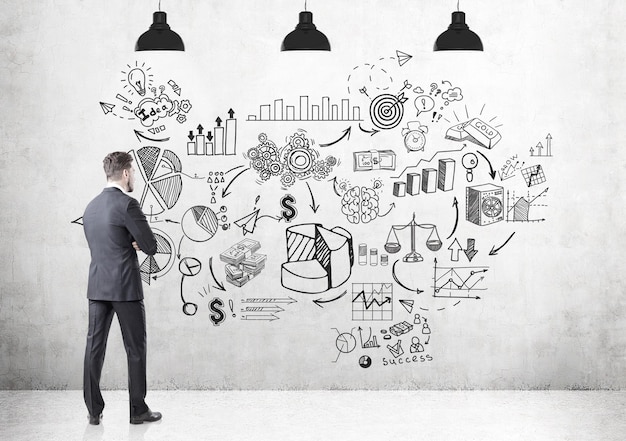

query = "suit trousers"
(83, 300), (149, 417)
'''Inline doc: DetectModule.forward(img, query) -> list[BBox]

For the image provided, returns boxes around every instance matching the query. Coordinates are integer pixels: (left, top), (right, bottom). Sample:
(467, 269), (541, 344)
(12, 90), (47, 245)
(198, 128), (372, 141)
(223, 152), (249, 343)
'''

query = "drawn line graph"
(432, 261), (488, 299)
(352, 283), (393, 321)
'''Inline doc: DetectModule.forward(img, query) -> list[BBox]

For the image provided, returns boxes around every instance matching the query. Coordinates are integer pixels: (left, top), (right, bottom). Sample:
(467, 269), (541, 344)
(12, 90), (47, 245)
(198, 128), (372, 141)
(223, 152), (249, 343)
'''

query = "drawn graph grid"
(521, 164), (546, 187)
(352, 283), (393, 321)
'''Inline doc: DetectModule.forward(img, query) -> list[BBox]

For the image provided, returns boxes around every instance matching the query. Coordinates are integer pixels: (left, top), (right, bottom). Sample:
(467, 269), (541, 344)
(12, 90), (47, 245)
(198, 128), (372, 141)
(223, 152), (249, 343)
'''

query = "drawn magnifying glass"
(461, 152), (479, 182)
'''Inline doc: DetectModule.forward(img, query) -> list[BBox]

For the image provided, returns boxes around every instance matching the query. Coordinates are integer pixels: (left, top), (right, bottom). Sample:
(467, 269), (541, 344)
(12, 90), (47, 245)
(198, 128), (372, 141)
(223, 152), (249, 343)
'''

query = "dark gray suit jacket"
(83, 187), (157, 301)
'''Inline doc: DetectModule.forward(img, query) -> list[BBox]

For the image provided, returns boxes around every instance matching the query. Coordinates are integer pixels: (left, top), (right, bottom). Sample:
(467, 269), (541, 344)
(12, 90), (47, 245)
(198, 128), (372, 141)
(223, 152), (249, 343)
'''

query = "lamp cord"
(159, 0), (162, 11)
(457, 1), (460, 11)
(304, 0), (307, 11)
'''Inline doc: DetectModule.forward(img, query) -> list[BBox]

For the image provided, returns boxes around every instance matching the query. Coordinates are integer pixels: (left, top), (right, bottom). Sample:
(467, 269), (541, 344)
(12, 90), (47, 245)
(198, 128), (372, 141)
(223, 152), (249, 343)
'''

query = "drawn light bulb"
(127, 68), (146, 96)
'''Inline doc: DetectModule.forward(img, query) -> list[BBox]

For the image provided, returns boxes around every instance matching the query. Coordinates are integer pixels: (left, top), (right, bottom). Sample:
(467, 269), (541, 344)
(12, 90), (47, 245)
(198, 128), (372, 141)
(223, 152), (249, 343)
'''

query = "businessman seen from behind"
(82, 151), (161, 425)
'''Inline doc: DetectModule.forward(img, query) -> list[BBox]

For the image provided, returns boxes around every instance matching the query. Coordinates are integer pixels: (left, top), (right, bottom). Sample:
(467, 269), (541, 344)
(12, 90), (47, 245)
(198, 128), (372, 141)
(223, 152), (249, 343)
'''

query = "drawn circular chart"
(131, 146), (183, 216)
(336, 333), (357, 354)
(138, 229), (174, 285)
(370, 93), (405, 130)
(182, 206), (219, 242)
(179, 257), (202, 277)
(359, 355), (372, 369)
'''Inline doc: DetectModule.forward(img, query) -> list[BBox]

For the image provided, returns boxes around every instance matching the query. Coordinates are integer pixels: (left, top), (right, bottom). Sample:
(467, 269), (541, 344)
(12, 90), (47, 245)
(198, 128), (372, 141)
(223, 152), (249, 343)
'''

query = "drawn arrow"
(228, 108), (235, 119)
(165, 219), (180, 224)
(226, 164), (245, 174)
(313, 290), (347, 308)
(358, 122), (380, 136)
(446, 197), (459, 239)
(305, 181), (320, 213)
(393, 144), (467, 179)
(222, 167), (250, 197)
(188, 130), (194, 141)
(241, 314), (279, 321)
(448, 239), (462, 262)
(319, 126), (352, 147)
(378, 203), (395, 218)
(242, 297), (297, 304)
(242, 305), (284, 313)
(489, 232), (516, 256)
(476, 151), (496, 180)
(134, 129), (170, 143)
(463, 239), (478, 262)
(71, 216), (83, 226)
(330, 176), (343, 197)
(392, 260), (424, 294)
(197, 124), (204, 135)
(208, 257), (226, 291)
(215, 117), (222, 127)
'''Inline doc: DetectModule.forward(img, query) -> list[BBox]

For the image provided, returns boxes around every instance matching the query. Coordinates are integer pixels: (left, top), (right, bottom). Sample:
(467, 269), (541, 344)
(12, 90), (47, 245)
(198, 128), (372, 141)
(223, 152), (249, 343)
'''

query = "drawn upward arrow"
(476, 151), (496, 179)
(313, 290), (347, 308)
(197, 124), (204, 135)
(215, 117), (222, 127)
(319, 126), (352, 147)
(305, 182), (320, 213)
(489, 232), (516, 256)
(358, 122), (380, 136)
(448, 239), (462, 262)
(208, 257), (226, 291)
(446, 197), (459, 239)
(378, 203), (396, 218)
(222, 167), (250, 198)
(134, 129), (169, 143)
(228, 108), (235, 119)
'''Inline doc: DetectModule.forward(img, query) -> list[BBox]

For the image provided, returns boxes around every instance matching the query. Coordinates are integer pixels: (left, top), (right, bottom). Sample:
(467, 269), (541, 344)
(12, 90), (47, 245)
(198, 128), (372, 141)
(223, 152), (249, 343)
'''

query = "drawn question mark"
(429, 83), (438, 95)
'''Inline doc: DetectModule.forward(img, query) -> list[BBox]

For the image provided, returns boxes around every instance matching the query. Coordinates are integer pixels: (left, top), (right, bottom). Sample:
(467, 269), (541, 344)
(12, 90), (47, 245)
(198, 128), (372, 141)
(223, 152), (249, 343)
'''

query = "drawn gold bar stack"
(220, 238), (266, 287)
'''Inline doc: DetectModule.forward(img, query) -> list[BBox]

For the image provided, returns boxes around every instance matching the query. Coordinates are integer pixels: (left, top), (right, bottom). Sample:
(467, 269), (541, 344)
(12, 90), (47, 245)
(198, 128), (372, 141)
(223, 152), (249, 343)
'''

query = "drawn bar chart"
(247, 96), (362, 122)
(187, 113), (237, 156)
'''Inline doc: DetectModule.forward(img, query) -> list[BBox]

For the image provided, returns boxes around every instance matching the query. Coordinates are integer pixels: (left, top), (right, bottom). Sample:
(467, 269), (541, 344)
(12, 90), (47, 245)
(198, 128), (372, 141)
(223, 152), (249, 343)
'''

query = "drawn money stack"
(281, 223), (354, 294)
(220, 238), (267, 287)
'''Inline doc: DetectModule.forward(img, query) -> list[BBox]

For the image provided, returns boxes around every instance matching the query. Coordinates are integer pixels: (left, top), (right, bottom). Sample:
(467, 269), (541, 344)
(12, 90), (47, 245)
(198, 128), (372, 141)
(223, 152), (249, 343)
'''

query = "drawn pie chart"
(179, 257), (202, 277)
(182, 206), (219, 242)
(336, 333), (357, 354)
(138, 229), (174, 285)
(131, 146), (183, 216)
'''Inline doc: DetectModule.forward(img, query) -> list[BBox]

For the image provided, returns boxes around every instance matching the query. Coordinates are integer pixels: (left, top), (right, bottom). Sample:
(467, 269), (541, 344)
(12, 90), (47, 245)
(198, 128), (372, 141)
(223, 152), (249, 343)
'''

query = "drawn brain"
(341, 186), (379, 224)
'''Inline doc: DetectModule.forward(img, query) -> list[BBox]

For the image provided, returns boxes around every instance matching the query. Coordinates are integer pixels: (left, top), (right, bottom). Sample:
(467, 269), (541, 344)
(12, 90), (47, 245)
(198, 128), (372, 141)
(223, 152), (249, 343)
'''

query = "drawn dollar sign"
(280, 194), (297, 223)
(208, 297), (226, 326)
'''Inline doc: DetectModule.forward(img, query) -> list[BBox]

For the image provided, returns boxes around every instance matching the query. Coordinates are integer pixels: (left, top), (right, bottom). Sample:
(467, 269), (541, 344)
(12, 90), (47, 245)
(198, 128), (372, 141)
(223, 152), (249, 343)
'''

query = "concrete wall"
(1, 0), (624, 390)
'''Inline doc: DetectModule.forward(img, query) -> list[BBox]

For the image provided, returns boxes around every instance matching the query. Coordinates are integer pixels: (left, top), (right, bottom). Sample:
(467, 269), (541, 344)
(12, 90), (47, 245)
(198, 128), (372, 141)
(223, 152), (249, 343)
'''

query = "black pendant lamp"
(434, 6), (483, 51)
(135, 7), (185, 51)
(281, 3), (331, 51)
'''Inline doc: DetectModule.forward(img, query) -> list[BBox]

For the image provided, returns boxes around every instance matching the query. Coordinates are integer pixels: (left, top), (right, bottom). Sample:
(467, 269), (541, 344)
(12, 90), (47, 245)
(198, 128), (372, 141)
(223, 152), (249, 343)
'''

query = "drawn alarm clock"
(402, 122), (428, 152)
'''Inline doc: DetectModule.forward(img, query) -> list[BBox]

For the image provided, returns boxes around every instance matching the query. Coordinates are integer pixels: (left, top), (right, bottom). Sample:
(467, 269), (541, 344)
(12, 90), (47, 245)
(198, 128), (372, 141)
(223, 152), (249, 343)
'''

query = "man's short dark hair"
(103, 152), (133, 180)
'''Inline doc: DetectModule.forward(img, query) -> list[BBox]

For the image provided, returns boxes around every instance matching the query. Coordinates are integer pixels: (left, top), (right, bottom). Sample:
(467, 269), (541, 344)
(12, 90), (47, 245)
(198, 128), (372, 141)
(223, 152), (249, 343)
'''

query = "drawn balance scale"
(384, 213), (442, 263)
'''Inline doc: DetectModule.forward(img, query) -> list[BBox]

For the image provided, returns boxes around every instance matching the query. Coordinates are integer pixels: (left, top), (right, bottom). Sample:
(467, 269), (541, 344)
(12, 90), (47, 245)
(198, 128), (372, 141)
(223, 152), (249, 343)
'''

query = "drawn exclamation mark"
(229, 299), (235, 317)
(432, 111), (438, 122)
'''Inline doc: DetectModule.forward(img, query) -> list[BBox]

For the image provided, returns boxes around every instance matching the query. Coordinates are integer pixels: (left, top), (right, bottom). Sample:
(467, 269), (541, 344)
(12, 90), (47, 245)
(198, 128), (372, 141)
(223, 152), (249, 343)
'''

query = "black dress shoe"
(130, 409), (162, 424)
(88, 414), (102, 425)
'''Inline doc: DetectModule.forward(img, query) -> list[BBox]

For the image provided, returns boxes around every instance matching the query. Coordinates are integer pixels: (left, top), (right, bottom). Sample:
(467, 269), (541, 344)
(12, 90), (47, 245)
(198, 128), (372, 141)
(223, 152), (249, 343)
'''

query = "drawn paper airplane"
(234, 208), (260, 235)
(399, 299), (414, 314)
(396, 50), (413, 67)
(99, 102), (115, 115)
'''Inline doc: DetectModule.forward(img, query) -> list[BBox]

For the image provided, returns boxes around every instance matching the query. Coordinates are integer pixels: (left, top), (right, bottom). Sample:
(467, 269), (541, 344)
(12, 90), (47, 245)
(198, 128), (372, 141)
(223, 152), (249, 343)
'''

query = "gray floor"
(0, 390), (624, 441)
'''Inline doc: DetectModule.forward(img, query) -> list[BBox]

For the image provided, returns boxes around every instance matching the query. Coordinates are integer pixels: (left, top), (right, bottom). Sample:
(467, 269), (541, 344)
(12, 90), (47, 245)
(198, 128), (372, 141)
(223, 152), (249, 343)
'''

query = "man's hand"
(132, 241), (142, 252)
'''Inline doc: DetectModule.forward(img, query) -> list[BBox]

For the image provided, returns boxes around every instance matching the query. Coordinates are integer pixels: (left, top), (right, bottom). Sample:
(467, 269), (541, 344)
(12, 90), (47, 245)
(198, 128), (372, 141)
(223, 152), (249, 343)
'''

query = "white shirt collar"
(106, 182), (127, 193)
